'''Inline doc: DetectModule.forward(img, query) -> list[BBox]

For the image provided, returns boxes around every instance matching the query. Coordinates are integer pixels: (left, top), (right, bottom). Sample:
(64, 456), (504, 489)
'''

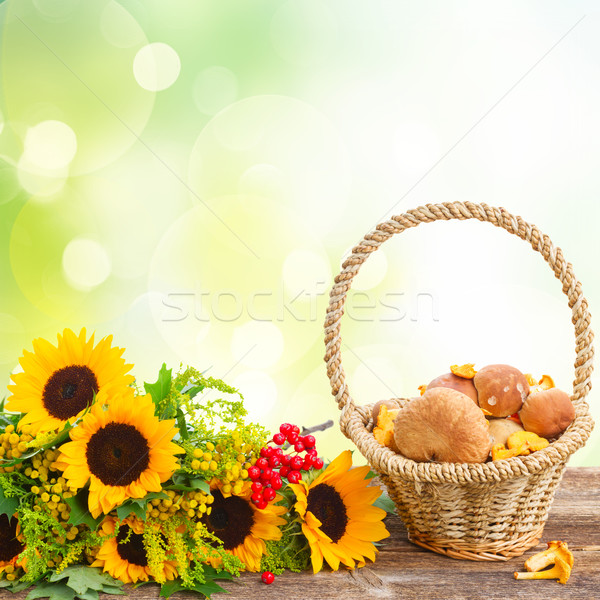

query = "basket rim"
(348, 400), (593, 484)
(324, 201), (595, 485)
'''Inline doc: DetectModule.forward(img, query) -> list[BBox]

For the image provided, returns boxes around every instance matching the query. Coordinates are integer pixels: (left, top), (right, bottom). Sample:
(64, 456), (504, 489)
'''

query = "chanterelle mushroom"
(514, 540), (574, 584)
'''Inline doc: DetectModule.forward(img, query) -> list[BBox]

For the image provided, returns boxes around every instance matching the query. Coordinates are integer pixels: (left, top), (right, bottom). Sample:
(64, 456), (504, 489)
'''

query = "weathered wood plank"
(5, 467), (599, 600)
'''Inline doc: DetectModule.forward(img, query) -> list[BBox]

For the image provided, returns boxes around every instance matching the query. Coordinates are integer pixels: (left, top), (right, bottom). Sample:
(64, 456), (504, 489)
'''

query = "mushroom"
(514, 540), (574, 584)
(491, 431), (549, 461)
(371, 399), (400, 423)
(426, 372), (478, 404)
(506, 431), (549, 453)
(473, 364), (529, 417)
(373, 405), (400, 452)
(487, 418), (524, 447)
(519, 388), (575, 438)
(393, 387), (491, 463)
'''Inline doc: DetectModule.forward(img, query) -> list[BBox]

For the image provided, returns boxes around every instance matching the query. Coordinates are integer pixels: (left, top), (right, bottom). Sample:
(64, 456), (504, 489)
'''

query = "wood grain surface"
(6, 467), (599, 600)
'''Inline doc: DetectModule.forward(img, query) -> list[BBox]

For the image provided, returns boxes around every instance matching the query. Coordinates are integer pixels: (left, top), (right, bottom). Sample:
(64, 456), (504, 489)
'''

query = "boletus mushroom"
(519, 388), (575, 438)
(427, 372), (478, 404)
(487, 418), (524, 447)
(393, 387), (491, 463)
(474, 364), (529, 417)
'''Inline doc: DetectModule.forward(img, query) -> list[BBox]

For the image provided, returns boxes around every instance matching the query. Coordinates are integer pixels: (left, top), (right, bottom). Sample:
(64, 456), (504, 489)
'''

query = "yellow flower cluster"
(22, 448), (63, 484)
(30, 472), (80, 539)
(189, 433), (252, 496)
(146, 490), (214, 522)
(0, 424), (32, 472)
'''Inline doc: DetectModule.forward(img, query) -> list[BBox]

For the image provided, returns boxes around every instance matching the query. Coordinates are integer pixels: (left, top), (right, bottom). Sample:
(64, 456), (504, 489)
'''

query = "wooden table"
(10, 467), (599, 600)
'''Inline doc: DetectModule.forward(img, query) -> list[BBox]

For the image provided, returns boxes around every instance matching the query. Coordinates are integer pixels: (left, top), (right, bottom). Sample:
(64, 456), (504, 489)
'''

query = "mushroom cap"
(519, 388), (575, 438)
(474, 364), (529, 417)
(487, 418), (524, 447)
(393, 387), (492, 463)
(427, 372), (478, 404)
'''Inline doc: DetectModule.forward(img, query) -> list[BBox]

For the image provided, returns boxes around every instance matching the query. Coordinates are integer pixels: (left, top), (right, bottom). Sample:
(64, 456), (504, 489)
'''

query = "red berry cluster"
(248, 423), (324, 510)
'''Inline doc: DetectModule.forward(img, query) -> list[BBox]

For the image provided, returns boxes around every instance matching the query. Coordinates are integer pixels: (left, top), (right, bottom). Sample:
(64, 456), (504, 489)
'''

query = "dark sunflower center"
(86, 422), (150, 486)
(306, 483), (348, 543)
(42, 365), (98, 420)
(0, 514), (24, 563)
(116, 525), (148, 567)
(202, 490), (254, 550)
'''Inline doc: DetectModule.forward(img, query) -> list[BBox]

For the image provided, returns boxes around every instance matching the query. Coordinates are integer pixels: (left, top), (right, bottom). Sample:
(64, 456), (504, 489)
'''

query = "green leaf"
(160, 577), (229, 599)
(144, 363), (172, 409)
(64, 489), (101, 531)
(183, 384), (205, 398)
(26, 582), (77, 600)
(373, 492), (396, 514)
(49, 566), (124, 596)
(116, 501), (146, 521)
(168, 472), (210, 493)
(365, 470), (378, 479)
(0, 486), (18, 517)
(115, 490), (169, 521)
(176, 408), (188, 440)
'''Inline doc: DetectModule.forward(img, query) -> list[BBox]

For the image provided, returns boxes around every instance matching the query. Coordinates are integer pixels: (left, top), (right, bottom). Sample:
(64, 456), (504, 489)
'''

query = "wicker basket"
(324, 201), (595, 561)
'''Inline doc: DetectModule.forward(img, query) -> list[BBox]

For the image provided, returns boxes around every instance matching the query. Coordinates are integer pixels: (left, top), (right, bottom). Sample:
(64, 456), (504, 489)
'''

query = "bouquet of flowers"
(0, 329), (390, 599)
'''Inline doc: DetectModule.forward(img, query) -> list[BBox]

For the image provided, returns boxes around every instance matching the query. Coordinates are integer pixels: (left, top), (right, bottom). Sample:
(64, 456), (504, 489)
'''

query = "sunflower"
(92, 516), (177, 584)
(289, 450), (389, 573)
(0, 514), (25, 577)
(202, 484), (286, 572)
(55, 389), (182, 517)
(6, 328), (134, 435)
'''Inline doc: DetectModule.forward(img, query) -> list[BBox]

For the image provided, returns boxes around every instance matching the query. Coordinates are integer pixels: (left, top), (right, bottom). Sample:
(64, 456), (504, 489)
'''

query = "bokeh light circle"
(0, 157), (21, 206)
(24, 120), (77, 170)
(62, 238), (112, 290)
(232, 371), (277, 419)
(133, 43), (181, 91)
(149, 195), (329, 373)
(2, 0), (153, 175)
(231, 321), (284, 369)
(100, 0), (146, 48)
(193, 66), (238, 115)
(188, 95), (351, 235)
(282, 249), (331, 298)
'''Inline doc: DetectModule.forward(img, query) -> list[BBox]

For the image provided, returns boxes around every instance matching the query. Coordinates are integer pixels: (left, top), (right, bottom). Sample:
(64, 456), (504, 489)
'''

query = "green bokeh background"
(1, 0), (598, 465)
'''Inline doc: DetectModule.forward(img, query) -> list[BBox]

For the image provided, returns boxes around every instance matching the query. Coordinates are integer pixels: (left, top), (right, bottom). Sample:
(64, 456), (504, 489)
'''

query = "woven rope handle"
(324, 202), (594, 430)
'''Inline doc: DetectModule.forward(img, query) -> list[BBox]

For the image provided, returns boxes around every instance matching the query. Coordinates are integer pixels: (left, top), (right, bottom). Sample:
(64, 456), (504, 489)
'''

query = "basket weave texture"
(324, 202), (595, 561)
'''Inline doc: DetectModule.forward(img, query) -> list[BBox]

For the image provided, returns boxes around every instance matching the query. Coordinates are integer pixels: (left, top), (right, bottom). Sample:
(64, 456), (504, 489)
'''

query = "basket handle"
(324, 202), (594, 433)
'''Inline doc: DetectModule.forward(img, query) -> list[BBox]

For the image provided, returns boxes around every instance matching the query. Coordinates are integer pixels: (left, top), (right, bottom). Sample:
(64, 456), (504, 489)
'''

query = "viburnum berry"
(270, 474), (282, 490)
(261, 571), (275, 585)
(279, 423), (292, 435)
(303, 434), (316, 449)
(260, 467), (273, 481)
(251, 492), (262, 504)
(263, 487), (276, 502)
(268, 455), (281, 468)
(256, 499), (268, 510)
(302, 455), (313, 470)
(273, 433), (286, 445)
(291, 424), (300, 434)
(294, 441), (305, 453)
(290, 455), (304, 471)
(256, 457), (268, 470)
(279, 466), (290, 477)
(287, 470), (301, 483)
(248, 465), (260, 480)
(313, 458), (324, 469)
(251, 481), (263, 492)
(281, 454), (291, 466)
(260, 446), (269, 458)
(287, 431), (299, 444)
